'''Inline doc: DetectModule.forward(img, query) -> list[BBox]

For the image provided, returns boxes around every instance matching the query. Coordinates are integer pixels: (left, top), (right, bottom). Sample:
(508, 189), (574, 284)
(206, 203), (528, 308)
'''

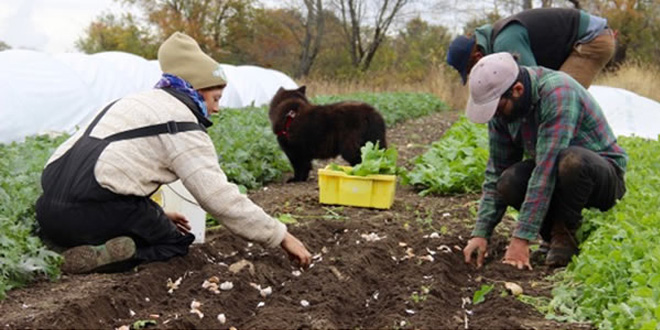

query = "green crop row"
(208, 106), (292, 190)
(402, 116), (489, 196)
(313, 92), (449, 126)
(0, 134), (68, 299)
(547, 136), (660, 329)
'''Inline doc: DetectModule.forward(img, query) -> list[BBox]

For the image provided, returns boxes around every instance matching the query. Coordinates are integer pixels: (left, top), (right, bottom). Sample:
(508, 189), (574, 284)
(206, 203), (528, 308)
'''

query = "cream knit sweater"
(46, 89), (286, 248)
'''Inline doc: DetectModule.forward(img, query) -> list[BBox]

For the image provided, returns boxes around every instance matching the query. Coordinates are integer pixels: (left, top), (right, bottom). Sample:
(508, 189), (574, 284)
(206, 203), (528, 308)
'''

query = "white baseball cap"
(465, 52), (519, 124)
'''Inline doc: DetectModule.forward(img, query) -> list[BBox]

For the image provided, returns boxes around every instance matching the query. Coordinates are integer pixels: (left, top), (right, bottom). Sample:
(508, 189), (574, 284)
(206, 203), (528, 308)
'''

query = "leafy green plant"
(208, 106), (291, 190)
(320, 207), (346, 220)
(547, 136), (660, 330)
(352, 142), (401, 176)
(473, 284), (494, 305)
(132, 319), (157, 329)
(402, 116), (489, 195)
(276, 213), (298, 224)
(0, 134), (69, 299)
(414, 208), (436, 231)
(517, 294), (551, 314)
(410, 285), (431, 304)
(329, 141), (402, 176)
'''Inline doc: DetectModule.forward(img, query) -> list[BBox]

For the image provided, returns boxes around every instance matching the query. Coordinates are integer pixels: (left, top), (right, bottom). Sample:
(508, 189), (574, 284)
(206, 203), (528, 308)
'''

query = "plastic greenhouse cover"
(0, 49), (297, 143)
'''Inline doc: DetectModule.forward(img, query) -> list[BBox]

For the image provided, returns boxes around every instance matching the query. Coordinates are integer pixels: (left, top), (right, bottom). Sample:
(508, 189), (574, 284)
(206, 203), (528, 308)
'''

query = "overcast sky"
(0, 0), (491, 54)
(0, 0), (122, 52)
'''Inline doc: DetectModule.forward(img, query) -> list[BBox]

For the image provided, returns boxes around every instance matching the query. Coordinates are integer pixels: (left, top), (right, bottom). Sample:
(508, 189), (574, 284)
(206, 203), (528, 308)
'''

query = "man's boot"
(530, 240), (551, 264)
(61, 236), (137, 274)
(545, 220), (579, 267)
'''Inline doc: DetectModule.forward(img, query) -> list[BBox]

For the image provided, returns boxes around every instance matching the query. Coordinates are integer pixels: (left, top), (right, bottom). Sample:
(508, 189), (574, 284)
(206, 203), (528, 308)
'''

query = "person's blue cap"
(447, 35), (476, 85)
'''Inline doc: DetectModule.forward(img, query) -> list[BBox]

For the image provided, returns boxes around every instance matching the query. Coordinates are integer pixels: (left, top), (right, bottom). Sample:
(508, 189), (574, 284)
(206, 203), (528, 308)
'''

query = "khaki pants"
(560, 29), (615, 89)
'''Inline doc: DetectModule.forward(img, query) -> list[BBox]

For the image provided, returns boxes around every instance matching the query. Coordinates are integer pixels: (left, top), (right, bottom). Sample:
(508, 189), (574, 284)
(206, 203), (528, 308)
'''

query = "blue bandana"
(154, 73), (208, 117)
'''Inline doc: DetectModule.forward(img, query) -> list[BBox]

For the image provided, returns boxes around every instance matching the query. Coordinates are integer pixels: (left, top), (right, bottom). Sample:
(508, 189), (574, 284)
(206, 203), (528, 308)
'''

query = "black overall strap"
(84, 100), (119, 137)
(84, 97), (206, 143)
(105, 121), (205, 142)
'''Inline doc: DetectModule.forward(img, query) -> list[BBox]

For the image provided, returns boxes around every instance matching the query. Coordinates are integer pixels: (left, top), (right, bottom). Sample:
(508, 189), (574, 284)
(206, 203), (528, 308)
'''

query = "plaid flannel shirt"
(473, 67), (628, 241)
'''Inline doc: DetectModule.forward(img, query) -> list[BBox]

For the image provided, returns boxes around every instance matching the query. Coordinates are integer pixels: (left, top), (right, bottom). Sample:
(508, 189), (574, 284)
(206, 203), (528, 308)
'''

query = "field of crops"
(1, 92), (658, 329)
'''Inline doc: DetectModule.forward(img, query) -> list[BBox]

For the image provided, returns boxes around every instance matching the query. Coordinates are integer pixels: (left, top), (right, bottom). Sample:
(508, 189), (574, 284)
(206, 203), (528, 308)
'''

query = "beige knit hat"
(158, 32), (227, 90)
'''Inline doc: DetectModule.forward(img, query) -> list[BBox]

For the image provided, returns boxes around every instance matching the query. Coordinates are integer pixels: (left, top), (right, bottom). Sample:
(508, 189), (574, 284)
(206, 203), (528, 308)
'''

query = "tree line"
(5, 0), (658, 80)
(75, 0), (449, 81)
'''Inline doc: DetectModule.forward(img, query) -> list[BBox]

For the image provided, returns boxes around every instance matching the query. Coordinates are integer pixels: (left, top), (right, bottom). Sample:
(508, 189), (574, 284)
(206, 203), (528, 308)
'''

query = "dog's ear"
(297, 85), (307, 95)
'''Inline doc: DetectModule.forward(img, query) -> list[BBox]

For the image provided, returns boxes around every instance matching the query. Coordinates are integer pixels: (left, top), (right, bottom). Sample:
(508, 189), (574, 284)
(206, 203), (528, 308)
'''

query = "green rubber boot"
(61, 236), (136, 274)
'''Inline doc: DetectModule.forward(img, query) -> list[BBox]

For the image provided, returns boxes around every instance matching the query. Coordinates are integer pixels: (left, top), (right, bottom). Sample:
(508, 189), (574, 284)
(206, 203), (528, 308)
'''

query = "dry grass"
(594, 62), (660, 102)
(297, 62), (659, 110)
(298, 65), (469, 111)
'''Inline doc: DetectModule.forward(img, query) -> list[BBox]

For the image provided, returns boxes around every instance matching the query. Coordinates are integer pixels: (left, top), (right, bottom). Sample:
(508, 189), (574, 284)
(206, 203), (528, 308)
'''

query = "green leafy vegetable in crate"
(329, 142), (401, 176)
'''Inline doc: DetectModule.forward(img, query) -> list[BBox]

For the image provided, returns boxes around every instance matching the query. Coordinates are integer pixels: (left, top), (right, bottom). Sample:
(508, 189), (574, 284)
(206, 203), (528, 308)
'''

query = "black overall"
(36, 90), (208, 263)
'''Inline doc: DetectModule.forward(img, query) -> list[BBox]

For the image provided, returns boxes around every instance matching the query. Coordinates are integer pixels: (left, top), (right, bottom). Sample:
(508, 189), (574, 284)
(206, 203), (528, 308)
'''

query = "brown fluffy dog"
(269, 86), (387, 182)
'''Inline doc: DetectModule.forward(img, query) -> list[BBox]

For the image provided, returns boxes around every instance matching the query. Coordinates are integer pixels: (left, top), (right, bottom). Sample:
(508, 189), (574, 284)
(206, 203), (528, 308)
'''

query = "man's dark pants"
(495, 146), (626, 243)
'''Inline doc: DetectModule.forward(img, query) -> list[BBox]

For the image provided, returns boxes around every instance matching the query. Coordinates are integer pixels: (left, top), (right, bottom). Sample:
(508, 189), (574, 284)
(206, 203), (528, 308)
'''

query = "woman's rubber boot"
(61, 236), (137, 274)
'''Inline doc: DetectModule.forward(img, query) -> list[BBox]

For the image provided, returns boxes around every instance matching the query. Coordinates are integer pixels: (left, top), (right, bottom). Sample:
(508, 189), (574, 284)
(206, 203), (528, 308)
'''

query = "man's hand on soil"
(463, 237), (489, 268)
(503, 237), (532, 270)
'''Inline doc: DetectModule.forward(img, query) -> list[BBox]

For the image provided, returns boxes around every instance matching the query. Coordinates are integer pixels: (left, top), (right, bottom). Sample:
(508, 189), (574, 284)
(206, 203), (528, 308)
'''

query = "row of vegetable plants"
(0, 135), (67, 299)
(547, 136), (660, 329)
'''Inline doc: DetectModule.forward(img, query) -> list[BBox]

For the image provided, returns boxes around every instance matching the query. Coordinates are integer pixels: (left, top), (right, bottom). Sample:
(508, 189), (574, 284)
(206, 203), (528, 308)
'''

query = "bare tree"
(120, 0), (252, 58)
(295, 0), (325, 78)
(333, 0), (411, 71)
(522, 0), (532, 9)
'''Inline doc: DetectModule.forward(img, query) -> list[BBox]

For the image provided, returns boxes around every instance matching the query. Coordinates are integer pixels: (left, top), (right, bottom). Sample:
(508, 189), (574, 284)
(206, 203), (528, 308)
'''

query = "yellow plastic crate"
(318, 165), (396, 209)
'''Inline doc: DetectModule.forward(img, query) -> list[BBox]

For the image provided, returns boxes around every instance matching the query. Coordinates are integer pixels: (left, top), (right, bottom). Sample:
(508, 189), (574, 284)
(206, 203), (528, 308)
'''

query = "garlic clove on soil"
(220, 281), (234, 291)
(260, 286), (273, 297)
(505, 282), (523, 296)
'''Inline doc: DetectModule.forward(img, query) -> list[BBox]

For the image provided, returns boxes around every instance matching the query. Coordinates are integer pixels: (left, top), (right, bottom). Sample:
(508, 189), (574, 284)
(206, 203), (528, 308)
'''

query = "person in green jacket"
(447, 8), (615, 89)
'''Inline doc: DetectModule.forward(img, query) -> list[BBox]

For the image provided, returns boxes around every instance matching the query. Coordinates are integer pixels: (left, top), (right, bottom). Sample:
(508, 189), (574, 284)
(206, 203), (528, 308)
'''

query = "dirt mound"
(0, 111), (589, 329)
